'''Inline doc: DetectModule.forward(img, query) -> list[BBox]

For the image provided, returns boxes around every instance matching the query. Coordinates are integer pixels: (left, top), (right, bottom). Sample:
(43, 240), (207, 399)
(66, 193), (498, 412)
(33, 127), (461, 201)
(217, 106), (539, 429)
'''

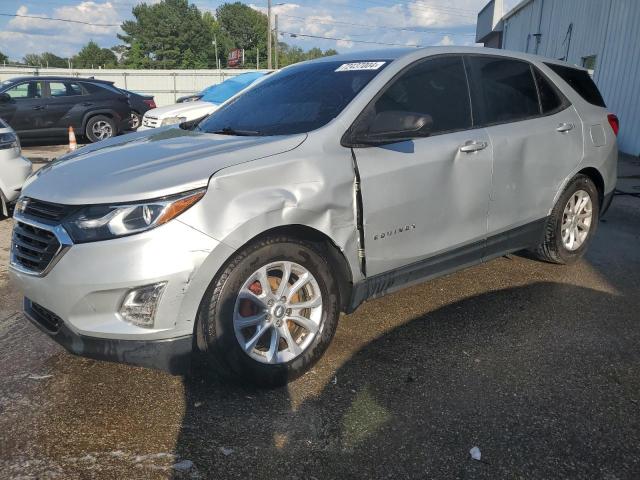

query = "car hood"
(22, 127), (307, 205)
(144, 100), (218, 120)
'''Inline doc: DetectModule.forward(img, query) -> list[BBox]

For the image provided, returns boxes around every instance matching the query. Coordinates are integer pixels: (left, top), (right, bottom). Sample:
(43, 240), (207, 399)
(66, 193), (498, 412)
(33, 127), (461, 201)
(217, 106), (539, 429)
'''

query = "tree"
(73, 41), (118, 68)
(119, 0), (213, 69)
(0, 51), (7, 64)
(23, 53), (43, 66)
(216, 2), (268, 68)
(40, 52), (69, 68)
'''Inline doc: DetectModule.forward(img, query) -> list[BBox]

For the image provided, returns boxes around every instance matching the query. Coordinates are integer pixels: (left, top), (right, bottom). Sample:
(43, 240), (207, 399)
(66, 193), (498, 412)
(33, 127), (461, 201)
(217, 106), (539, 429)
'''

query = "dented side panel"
(179, 132), (364, 287)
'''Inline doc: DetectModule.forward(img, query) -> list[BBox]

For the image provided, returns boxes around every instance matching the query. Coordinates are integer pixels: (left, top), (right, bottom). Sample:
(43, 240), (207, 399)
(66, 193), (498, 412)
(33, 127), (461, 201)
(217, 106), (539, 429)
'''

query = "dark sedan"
(0, 76), (132, 143)
(121, 89), (156, 130)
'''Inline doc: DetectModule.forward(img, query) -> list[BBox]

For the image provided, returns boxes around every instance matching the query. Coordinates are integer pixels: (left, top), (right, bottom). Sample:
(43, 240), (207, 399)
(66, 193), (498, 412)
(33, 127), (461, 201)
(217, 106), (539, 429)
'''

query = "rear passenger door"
(465, 55), (583, 243)
(352, 55), (493, 275)
(43, 81), (87, 133)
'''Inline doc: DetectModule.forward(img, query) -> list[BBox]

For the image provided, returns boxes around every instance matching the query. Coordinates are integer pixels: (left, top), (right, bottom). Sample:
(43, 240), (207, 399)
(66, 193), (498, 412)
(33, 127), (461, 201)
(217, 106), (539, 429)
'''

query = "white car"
(138, 72), (267, 130)
(138, 100), (217, 130)
(0, 119), (31, 217)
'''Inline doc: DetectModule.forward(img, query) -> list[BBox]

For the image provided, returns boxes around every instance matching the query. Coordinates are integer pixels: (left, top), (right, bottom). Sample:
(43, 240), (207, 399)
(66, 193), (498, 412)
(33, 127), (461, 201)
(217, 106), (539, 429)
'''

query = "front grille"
(22, 198), (73, 222)
(11, 221), (62, 274)
(142, 116), (159, 128)
(27, 300), (62, 333)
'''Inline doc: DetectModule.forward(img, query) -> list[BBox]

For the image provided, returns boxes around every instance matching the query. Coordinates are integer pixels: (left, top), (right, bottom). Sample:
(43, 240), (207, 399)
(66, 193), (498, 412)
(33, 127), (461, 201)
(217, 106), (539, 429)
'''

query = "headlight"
(62, 188), (205, 243)
(0, 131), (20, 151)
(160, 116), (187, 127)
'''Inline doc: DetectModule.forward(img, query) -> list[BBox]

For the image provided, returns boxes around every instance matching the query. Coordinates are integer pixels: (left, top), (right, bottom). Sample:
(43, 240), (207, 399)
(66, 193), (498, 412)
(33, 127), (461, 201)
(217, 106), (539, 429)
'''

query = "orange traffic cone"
(68, 126), (77, 152)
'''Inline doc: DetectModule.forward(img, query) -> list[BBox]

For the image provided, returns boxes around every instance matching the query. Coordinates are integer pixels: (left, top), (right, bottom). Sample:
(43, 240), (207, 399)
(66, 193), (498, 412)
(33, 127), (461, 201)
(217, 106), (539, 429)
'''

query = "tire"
(85, 115), (116, 143)
(195, 235), (340, 387)
(129, 112), (142, 130)
(533, 174), (600, 264)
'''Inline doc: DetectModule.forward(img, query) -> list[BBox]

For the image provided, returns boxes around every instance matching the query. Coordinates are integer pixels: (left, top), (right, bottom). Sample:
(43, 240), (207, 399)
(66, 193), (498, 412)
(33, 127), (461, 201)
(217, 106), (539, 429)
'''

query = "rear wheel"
(129, 112), (142, 130)
(85, 115), (116, 142)
(196, 236), (340, 386)
(534, 174), (600, 264)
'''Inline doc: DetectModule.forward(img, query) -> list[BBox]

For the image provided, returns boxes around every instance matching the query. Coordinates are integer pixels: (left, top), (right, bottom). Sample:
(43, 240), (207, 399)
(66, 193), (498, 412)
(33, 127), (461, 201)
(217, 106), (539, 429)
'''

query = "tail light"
(607, 113), (619, 136)
(143, 99), (156, 109)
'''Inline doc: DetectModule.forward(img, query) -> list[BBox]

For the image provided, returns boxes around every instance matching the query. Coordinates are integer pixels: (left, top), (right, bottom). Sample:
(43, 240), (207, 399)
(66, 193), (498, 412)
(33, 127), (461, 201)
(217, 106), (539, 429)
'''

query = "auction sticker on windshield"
(335, 62), (386, 72)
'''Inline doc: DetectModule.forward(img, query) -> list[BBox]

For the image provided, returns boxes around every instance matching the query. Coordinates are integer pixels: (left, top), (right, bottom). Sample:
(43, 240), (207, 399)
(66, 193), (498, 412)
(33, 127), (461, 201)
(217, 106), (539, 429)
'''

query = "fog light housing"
(119, 282), (167, 328)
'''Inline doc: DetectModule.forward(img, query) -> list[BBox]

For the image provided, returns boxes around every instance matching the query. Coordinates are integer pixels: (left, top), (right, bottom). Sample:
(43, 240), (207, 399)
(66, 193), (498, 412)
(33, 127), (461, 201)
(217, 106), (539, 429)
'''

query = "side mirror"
(345, 110), (433, 147)
(0, 93), (10, 103)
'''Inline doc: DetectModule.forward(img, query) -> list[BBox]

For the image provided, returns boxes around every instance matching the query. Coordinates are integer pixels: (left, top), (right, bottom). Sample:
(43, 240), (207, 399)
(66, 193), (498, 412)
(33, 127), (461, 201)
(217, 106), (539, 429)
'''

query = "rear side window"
(545, 63), (606, 107)
(370, 55), (472, 135)
(48, 82), (84, 97)
(533, 68), (566, 114)
(467, 56), (539, 125)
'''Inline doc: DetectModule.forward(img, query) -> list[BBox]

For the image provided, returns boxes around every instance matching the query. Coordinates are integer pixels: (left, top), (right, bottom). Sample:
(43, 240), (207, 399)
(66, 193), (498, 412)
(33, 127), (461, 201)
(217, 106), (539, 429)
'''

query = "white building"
(476, 0), (640, 155)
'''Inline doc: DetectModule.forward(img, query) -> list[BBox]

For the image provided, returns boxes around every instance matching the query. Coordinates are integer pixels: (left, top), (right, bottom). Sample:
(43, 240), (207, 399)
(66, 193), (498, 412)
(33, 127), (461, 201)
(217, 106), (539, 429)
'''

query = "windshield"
(201, 73), (264, 104)
(198, 60), (389, 136)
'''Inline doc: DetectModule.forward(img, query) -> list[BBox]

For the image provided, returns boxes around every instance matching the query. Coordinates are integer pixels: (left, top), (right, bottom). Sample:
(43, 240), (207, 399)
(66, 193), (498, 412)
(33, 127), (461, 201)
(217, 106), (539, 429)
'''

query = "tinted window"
(48, 82), (83, 97)
(368, 56), (471, 135)
(4, 81), (43, 100)
(545, 63), (606, 107)
(534, 68), (565, 114)
(199, 60), (388, 136)
(468, 56), (539, 125)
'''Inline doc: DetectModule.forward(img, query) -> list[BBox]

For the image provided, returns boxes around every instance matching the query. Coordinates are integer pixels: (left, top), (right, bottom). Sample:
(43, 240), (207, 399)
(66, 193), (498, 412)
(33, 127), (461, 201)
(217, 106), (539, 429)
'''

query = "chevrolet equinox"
(10, 48), (618, 386)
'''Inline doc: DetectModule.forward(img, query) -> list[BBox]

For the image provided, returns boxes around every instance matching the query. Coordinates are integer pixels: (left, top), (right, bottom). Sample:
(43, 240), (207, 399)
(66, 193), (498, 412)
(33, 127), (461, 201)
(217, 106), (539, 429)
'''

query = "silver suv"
(9, 48), (617, 386)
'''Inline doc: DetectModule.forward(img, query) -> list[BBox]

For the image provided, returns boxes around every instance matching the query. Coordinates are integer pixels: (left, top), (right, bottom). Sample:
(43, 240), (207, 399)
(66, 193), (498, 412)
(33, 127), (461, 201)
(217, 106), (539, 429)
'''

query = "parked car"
(0, 76), (131, 143)
(139, 72), (266, 130)
(0, 118), (31, 217)
(9, 48), (617, 386)
(121, 89), (156, 130)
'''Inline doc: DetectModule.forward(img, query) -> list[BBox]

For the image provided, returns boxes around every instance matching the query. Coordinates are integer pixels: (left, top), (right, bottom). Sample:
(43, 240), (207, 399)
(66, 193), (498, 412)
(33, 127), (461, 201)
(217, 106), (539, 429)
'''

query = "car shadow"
(171, 280), (640, 479)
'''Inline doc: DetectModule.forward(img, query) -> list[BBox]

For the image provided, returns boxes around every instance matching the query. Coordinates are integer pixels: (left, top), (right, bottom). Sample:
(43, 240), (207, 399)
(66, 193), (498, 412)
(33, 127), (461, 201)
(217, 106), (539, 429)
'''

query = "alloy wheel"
(92, 120), (113, 140)
(561, 189), (593, 251)
(233, 261), (323, 364)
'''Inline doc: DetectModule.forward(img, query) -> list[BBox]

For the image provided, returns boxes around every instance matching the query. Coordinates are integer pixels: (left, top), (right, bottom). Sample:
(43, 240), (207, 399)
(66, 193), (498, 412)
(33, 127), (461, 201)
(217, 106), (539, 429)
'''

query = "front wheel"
(196, 236), (340, 386)
(533, 174), (600, 264)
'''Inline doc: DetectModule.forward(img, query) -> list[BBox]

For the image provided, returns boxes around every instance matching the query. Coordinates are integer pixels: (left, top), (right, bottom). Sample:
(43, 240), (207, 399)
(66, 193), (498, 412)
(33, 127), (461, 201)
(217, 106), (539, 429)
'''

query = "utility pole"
(213, 36), (219, 71)
(267, 0), (272, 69)
(257, 47), (259, 69)
(274, 14), (279, 69)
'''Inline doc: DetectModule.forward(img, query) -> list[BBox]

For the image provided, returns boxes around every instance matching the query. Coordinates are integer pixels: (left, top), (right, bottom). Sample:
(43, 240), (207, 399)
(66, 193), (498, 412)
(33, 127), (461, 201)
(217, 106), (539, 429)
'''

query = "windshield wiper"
(210, 126), (261, 136)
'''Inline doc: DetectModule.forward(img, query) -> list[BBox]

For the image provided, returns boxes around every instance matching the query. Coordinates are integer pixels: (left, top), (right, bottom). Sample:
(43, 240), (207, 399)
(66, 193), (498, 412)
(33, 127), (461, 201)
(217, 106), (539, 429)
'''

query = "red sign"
(227, 49), (243, 68)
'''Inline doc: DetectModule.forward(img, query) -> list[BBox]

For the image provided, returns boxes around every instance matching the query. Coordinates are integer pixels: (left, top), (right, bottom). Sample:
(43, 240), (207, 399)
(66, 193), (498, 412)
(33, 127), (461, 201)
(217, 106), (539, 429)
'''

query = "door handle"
(556, 122), (574, 133)
(459, 140), (488, 153)
(32, 105), (45, 110)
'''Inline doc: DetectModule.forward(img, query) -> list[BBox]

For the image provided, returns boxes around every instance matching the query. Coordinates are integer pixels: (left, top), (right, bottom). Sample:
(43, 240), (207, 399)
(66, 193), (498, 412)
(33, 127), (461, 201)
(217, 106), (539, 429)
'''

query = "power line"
(0, 12), (120, 27)
(281, 31), (421, 48)
(351, 0), (477, 18)
(279, 14), (476, 36)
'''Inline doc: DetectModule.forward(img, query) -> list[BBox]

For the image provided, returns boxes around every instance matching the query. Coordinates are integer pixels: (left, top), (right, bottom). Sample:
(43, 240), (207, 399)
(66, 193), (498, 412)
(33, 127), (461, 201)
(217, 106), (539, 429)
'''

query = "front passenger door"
(0, 81), (46, 134)
(351, 55), (493, 276)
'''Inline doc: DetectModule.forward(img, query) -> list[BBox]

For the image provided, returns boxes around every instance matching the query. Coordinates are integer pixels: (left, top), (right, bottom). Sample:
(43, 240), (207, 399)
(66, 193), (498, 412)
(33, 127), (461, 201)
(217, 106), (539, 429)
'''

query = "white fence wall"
(0, 67), (269, 106)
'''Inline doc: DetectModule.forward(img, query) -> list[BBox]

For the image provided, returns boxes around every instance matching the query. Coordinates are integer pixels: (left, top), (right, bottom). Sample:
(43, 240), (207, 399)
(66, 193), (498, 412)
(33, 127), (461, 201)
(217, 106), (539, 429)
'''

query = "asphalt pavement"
(0, 154), (639, 479)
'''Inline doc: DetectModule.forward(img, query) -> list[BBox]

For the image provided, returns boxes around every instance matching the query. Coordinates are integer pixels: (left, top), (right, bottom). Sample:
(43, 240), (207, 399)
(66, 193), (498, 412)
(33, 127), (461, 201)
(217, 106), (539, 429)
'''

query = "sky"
(0, 0), (521, 61)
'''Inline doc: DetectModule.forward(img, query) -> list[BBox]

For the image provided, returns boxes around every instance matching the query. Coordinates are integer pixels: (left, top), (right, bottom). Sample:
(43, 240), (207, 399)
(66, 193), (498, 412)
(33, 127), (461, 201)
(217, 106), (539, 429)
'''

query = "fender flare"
(81, 109), (119, 133)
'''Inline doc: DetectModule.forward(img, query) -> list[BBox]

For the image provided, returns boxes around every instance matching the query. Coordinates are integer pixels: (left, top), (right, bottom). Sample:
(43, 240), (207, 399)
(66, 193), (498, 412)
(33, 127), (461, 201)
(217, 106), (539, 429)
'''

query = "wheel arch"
(237, 224), (355, 313)
(577, 166), (605, 206)
(81, 110), (116, 131)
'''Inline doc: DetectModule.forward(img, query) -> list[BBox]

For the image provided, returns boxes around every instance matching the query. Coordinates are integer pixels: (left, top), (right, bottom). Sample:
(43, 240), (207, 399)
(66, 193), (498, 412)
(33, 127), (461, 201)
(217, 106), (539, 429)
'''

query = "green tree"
(216, 2), (267, 68)
(23, 53), (42, 66)
(40, 52), (69, 68)
(119, 0), (213, 69)
(73, 41), (118, 68)
(0, 51), (8, 64)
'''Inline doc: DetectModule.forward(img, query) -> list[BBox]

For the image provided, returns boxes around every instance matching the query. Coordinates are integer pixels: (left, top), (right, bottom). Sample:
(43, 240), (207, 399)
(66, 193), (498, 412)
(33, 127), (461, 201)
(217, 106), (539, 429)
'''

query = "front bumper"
(10, 218), (225, 372)
(25, 298), (193, 373)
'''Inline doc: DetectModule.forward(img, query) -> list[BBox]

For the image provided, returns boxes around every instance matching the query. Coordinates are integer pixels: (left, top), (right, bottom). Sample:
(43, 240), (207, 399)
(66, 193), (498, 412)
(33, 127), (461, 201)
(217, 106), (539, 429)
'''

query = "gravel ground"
(0, 155), (639, 479)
